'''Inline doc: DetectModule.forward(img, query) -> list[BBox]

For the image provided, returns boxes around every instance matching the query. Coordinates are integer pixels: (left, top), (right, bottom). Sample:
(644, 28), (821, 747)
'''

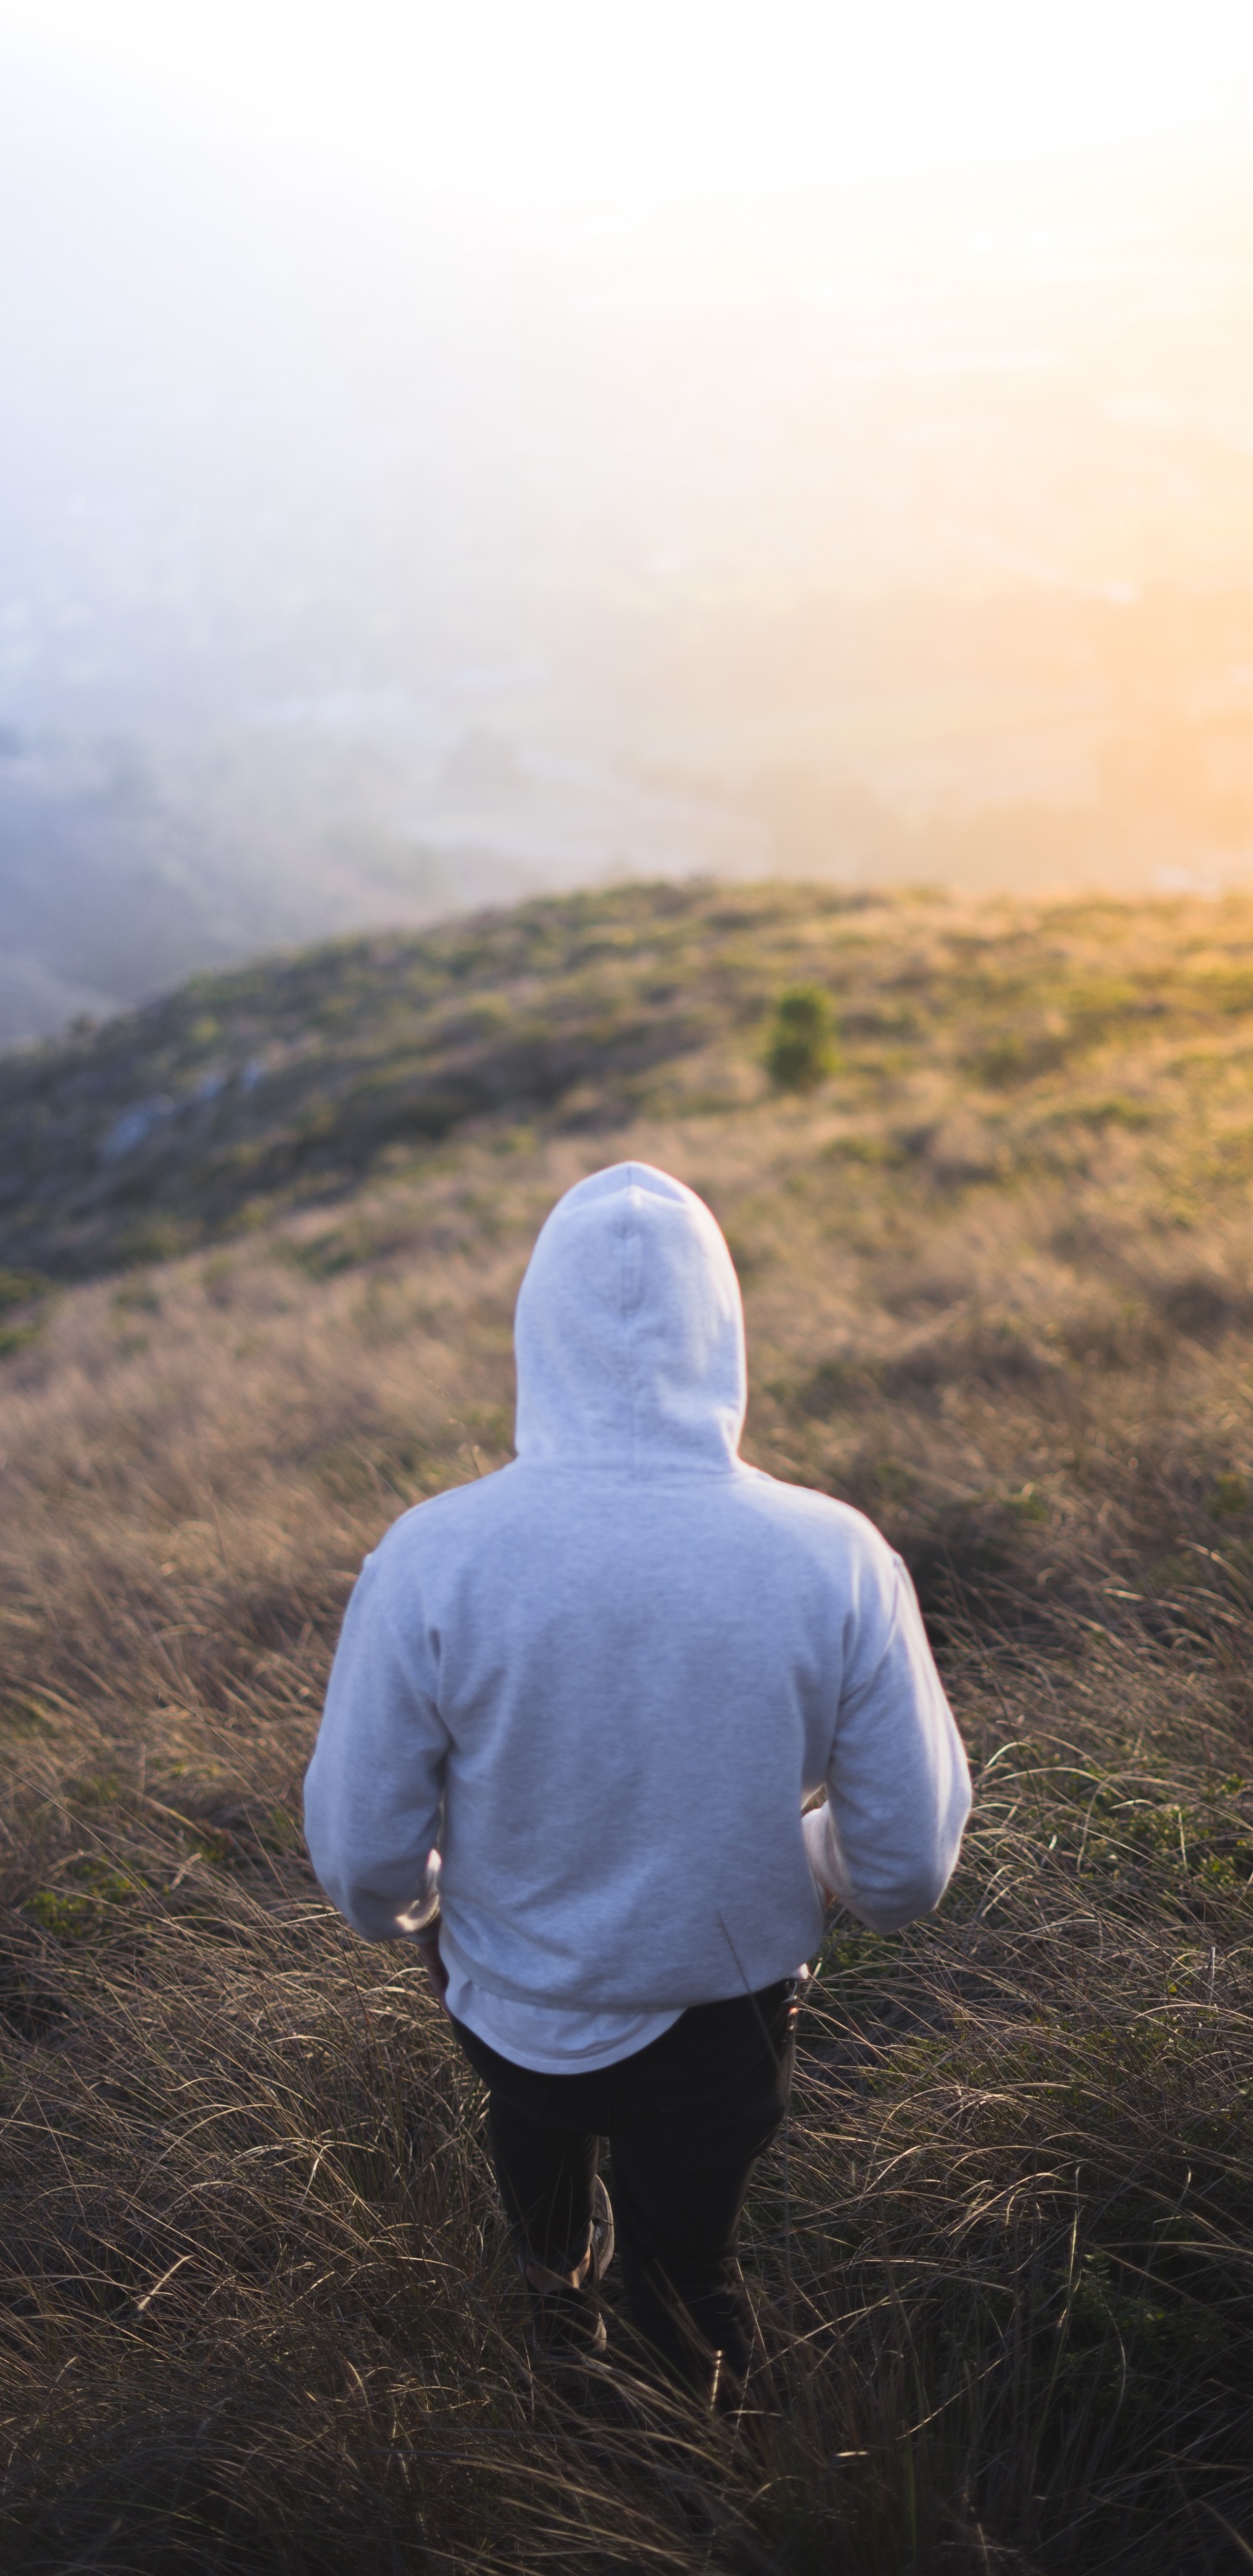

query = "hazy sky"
(5, 0), (1253, 739)
(7, 1), (1253, 212)
(1, 19), (1251, 704)
(6, 3), (1253, 1031)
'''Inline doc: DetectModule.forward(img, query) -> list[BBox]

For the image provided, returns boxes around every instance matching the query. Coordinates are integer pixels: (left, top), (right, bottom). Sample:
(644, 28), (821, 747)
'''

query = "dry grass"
(3, 886), (1253, 2570)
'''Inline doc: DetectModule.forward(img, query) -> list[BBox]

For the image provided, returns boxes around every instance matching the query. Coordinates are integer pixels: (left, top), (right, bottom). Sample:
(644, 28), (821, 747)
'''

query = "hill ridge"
(5, 876), (1253, 1285)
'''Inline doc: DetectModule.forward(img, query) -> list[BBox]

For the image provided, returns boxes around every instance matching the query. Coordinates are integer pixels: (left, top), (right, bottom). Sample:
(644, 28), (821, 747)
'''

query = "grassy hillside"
(2, 880), (1253, 2573)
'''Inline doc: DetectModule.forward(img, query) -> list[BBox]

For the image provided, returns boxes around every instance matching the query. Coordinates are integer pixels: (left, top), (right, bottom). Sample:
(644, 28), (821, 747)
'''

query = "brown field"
(2, 881), (1253, 2572)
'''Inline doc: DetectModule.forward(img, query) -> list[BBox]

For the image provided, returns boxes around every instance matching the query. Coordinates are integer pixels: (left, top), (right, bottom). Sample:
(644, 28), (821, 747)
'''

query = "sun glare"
(4, 0), (1253, 950)
(10, 0), (1253, 218)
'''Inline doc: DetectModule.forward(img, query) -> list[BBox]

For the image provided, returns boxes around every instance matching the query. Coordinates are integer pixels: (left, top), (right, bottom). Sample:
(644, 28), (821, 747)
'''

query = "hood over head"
(514, 1163), (747, 1470)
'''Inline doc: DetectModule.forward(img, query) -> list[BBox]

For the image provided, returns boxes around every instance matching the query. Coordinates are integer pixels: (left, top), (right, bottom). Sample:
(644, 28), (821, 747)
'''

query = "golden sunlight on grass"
(2, 882), (1252, 2570)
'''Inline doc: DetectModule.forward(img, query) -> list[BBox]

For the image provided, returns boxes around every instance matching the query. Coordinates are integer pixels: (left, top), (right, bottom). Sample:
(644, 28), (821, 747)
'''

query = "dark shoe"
(588, 2172), (615, 2283)
(526, 2280), (608, 2364)
(522, 2176), (614, 2365)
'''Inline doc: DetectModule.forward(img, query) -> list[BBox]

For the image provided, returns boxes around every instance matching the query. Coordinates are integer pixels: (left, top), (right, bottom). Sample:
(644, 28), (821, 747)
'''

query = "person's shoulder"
(731, 1466), (903, 1620)
(732, 1463), (895, 1560)
(366, 1461), (519, 1569)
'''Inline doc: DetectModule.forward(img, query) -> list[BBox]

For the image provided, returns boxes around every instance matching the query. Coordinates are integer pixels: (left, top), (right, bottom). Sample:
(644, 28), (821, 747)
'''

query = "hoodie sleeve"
(303, 1549), (449, 1940)
(809, 1553), (971, 1935)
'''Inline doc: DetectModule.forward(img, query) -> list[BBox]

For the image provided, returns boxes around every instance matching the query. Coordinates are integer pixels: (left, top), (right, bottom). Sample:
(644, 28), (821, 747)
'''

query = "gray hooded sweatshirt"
(304, 1161), (971, 2012)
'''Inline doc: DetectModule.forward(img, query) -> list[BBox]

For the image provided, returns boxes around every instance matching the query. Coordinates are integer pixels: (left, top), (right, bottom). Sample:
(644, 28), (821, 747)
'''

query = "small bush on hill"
(767, 983), (836, 1090)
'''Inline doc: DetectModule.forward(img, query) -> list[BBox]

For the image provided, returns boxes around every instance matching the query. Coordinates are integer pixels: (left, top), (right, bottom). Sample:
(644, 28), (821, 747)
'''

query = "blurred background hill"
(6, 4), (1253, 1041)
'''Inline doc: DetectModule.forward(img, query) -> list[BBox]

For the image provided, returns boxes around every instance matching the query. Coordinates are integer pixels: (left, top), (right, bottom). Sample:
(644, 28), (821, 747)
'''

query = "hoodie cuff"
(802, 1801), (854, 1914)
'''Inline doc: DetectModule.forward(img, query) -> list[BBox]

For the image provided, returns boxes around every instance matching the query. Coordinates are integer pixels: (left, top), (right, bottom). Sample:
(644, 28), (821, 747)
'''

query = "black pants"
(452, 1981), (795, 2394)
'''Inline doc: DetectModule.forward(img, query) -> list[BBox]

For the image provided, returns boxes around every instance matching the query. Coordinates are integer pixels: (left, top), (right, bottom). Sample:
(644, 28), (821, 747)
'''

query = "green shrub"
(0, 1266), (50, 1315)
(0, 1267), (56, 1358)
(766, 983), (836, 1090)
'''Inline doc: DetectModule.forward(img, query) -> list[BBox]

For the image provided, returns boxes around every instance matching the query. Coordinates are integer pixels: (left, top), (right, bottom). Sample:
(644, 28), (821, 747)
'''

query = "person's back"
(305, 1161), (971, 2398)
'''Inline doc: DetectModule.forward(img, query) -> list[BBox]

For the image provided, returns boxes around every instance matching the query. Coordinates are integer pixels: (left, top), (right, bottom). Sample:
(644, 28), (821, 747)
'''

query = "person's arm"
(304, 1550), (450, 1941)
(810, 1555), (971, 1934)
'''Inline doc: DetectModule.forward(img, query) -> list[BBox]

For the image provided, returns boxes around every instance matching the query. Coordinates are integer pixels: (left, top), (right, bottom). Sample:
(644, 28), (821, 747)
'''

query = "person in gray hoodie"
(304, 1161), (970, 2399)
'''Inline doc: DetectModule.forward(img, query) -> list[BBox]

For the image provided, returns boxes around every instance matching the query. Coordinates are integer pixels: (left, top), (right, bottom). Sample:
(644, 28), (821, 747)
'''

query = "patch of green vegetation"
(1060, 975), (1144, 1033)
(24, 1887), (98, 1940)
(278, 1218), (415, 1281)
(0, 1266), (57, 1357)
(184, 1828), (239, 1868)
(823, 1130), (902, 1166)
(0, 1266), (51, 1314)
(25, 1857), (145, 1942)
(766, 985), (838, 1091)
(0, 1320), (41, 1358)
(117, 1218), (197, 1267)
(1038, 1093), (1156, 1132)
(1184, 967), (1253, 1016)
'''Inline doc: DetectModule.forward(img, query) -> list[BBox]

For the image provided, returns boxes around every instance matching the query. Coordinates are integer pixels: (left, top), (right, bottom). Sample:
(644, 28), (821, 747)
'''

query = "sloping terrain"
(7, 874), (1253, 1283)
(0, 883), (731, 1277)
(2, 881), (1253, 2573)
